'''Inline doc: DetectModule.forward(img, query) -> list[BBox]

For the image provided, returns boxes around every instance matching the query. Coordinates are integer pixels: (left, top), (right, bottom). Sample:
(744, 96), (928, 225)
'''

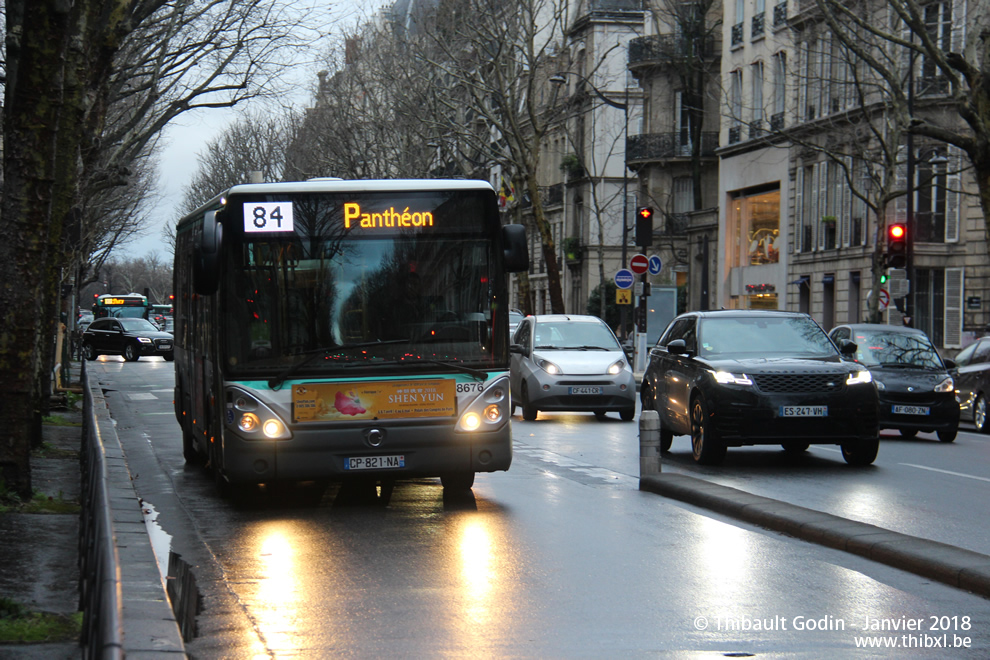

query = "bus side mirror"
(502, 224), (528, 273)
(193, 210), (223, 295)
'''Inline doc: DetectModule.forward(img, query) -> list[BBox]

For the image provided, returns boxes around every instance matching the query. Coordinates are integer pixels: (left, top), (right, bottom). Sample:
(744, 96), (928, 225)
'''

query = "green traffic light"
(881, 274), (888, 284)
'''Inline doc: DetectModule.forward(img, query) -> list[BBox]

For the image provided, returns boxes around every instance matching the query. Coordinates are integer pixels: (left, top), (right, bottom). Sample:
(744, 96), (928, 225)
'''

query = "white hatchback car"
(510, 314), (637, 421)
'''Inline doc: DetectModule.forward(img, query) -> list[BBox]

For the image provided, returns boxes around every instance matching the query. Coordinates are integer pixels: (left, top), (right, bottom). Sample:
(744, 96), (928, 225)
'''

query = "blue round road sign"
(648, 255), (663, 275)
(614, 269), (635, 289)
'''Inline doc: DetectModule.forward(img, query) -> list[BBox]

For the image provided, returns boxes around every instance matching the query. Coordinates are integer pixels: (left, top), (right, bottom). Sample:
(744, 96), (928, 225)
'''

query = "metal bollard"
(639, 409), (661, 477)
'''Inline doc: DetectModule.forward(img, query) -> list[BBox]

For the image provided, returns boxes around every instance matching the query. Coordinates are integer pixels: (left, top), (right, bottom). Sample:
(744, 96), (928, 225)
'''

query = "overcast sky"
(121, 1), (385, 261)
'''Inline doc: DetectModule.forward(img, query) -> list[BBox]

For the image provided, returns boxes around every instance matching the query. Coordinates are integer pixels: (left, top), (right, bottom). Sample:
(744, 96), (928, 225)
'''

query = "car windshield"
(698, 316), (836, 358)
(533, 321), (620, 350)
(118, 318), (160, 333)
(849, 331), (943, 369)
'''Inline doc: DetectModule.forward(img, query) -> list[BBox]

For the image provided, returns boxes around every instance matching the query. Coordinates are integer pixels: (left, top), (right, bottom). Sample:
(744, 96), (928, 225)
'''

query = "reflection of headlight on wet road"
(256, 530), (298, 652)
(460, 521), (494, 601)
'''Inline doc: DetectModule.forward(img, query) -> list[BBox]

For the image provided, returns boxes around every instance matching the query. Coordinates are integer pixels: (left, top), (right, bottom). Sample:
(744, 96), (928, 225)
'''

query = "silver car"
(510, 314), (637, 421)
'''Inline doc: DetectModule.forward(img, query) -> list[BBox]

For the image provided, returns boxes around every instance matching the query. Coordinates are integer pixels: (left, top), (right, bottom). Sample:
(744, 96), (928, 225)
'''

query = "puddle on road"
(141, 499), (172, 583)
(140, 498), (201, 641)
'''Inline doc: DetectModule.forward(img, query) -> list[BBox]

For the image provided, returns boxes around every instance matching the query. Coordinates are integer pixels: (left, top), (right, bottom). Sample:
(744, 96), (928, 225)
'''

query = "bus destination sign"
(343, 203), (434, 230)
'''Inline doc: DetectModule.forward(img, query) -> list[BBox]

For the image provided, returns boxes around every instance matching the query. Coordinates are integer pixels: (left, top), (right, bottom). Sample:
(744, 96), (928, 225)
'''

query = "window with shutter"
(944, 267), (964, 348)
(794, 166), (805, 253)
(945, 145), (961, 242)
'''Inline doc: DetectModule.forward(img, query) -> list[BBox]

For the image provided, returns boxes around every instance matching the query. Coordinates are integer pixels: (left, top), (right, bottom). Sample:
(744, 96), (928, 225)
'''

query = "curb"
(640, 473), (990, 599)
(87, 369), (187, 655)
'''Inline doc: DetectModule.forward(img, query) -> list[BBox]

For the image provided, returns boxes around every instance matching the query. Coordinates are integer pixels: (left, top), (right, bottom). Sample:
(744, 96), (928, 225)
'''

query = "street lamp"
(549, 71), (631, 338)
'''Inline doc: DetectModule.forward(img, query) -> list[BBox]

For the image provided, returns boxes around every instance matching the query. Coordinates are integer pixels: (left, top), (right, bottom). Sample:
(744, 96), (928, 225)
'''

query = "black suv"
(641, 310), (879, 465)
(829, 324), (959, 443)
(82, 317), (174, 362)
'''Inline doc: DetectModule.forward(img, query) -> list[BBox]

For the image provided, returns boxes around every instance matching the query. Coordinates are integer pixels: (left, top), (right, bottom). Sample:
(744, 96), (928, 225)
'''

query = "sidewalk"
(0, 395), (83, 659)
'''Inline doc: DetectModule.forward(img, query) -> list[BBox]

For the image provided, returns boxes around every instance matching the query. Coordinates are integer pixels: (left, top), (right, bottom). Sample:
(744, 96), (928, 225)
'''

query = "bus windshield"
(220, 190), (503, 377)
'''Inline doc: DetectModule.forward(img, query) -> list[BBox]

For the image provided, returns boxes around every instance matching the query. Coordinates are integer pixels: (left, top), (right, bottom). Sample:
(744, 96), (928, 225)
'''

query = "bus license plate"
(569, 386), (603, 395)
(345, 455), (405, 471)
(780, 406), (827, 417)
(893, 405), (930, 415)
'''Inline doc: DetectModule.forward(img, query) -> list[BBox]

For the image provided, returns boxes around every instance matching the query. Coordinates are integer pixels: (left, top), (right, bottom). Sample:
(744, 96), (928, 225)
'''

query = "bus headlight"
(455, 376), (509, 433)
(226, 387), (292, 441)
(238, 413), (260, 432)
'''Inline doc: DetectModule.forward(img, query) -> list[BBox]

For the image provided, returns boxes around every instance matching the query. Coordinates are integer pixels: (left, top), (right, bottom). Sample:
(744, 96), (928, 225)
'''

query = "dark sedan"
(950, 336), (990, 432)
(829, 324), (959, 442)
(640, 310), (879, 465)
(83, 317), (174, 362)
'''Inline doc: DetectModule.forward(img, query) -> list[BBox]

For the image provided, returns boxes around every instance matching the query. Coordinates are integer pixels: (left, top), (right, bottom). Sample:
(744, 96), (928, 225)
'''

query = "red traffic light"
(637, 207), (654, 220)
(886, 223), (907, 268)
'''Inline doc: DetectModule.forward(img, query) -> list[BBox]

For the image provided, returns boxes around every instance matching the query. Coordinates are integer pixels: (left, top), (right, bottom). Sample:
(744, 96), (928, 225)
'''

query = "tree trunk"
(526, 178), (565, 313)
(0, 2), (71, 497)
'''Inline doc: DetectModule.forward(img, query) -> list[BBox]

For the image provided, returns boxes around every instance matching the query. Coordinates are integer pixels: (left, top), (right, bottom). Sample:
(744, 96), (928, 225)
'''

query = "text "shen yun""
(344, 203), (434, 229)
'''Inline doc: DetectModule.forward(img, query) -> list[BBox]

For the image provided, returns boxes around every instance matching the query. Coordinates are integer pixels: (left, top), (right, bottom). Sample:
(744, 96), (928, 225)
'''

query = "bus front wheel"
(441, 472), (475, 491)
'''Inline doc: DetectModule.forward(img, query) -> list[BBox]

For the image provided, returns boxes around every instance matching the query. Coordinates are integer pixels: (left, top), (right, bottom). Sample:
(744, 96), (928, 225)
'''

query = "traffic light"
(635, 207), (654, 247)
(886, 223), (907, 268)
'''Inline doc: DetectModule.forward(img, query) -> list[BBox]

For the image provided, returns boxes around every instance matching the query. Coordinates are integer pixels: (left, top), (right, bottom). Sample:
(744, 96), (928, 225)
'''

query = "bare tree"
(812, 0), (990, 247)
(422, 0), (573, 313)
(0, 0), (328, 496)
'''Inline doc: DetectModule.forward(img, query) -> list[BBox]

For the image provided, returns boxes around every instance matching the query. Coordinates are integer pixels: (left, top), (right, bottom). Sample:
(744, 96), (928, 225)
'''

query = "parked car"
(829, 324), (959, 442)
(510, 314), (636, 421)
(640, 309), (879, 465)
(508, 309), (524, 335)
(77, 310), (94, 333)
(949, 336), (990, 432)
(82, 317), (174, 362)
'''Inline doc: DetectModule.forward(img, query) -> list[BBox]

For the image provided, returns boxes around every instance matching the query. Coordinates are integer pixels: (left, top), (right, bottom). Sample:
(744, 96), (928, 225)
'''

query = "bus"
(93, 293), (150, 319)
(173, 179), (528, 495)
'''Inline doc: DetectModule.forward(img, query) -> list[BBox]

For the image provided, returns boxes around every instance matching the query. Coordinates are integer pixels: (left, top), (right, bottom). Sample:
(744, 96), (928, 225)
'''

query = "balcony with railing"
(626, 132), (719, 163)
(731, 22), (744, 47)
(574, 0), (646, 23)
(773, 2), (788, 27)
(752, 12), (765, 38)
(543, 183), (564, 207)
(628, 34), (719, 68)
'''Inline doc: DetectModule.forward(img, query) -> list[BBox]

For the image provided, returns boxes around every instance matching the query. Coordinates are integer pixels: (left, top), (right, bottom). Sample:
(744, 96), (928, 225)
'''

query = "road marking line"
(125, 392), (157, 400)
(900, 463), (990, 483)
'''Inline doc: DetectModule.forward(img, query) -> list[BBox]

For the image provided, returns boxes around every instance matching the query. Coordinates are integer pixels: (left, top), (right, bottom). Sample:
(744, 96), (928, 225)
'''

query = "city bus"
(92, 293), (150, 319)
(173, 179), (528, 495)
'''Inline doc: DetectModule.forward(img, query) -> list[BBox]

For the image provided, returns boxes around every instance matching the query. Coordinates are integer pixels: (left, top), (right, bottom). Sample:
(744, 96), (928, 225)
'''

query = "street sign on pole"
(614, 269), (635, 289)
(648, 255), (663, 275)
(630, 254), (649, 274)
(616, 289), (632, 305)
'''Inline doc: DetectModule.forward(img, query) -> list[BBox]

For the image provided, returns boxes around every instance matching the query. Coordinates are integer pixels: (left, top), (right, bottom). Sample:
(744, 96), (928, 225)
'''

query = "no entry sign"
(630, 254), (649, 274)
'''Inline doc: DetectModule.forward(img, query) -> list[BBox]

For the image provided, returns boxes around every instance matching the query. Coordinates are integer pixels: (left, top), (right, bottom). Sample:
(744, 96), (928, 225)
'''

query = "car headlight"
(712, 370), (753, 386)
(137, 337), (153, 344)
(607, 359), (627, 375)
(846, 369), (873, 385)
(874, 379), (886, 391)
(538, 359), (562, 375)
(934, 376), (954, 393)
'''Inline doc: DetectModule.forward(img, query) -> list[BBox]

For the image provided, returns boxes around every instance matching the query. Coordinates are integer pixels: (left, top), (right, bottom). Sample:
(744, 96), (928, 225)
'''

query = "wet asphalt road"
(92, 358), (990, 658)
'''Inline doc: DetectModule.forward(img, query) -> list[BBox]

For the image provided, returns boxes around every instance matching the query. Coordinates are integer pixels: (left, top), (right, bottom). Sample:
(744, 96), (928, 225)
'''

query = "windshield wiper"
(267, 339), (408, 390)
(418, 359), (487, 381)
(568, 345), (611, 351)
(534, 344), (561, 350)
